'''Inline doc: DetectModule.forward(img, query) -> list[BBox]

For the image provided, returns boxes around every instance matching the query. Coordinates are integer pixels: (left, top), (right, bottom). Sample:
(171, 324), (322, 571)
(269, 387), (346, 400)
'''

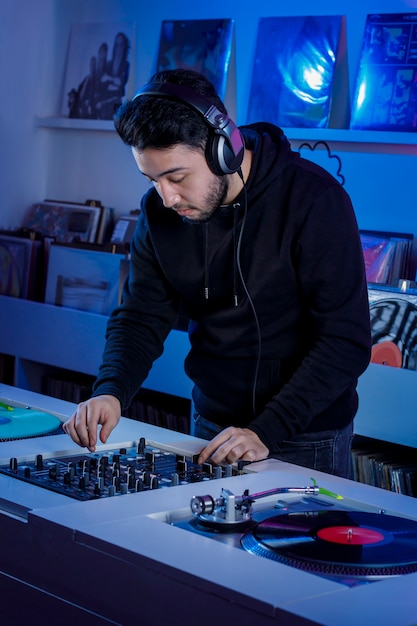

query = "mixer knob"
(214, 466), (222, 479)
(9, 457), (17, 472)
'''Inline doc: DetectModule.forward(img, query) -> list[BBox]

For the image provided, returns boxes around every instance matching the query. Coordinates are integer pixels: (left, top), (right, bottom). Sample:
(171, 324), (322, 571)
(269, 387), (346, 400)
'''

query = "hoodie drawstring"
(203, 205), (240, 307)
(232, 204), (239, 306)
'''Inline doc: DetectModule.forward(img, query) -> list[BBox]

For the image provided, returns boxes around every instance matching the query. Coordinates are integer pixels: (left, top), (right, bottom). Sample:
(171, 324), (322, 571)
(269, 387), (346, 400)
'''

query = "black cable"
(235, 168), (262, 417)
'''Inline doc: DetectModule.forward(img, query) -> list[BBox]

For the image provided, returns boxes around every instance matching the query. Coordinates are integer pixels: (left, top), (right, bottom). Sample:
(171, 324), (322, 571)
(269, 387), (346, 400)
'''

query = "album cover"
(45, 243), (126, 315)
(0, 234), (35, 299)
(367, 286), (417, 371)
(61, 22), (134, 120)
(360, 230), (414, 284)
(156, 19), (234, 99)
(246, 15), (349, 128)
(350, 13), (417, 131)
(23, 200), (102, 244)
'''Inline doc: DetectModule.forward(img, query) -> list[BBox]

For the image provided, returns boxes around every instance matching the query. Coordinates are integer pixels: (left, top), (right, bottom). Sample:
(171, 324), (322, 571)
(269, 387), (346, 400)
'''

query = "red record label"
(317, 525), (385, 545)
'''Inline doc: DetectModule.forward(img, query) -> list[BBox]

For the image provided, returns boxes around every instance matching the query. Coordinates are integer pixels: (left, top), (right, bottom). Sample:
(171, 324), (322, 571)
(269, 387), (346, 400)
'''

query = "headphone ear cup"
(205, 133), (244, 176)
(205, 134), (224, 176)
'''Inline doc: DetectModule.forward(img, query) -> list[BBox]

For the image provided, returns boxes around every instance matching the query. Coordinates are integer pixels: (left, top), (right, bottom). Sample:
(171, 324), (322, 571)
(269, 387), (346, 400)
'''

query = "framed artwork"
(45, 244), (126, 315)
(61, 22), (135, 120)
(156, 19), (234, 99)
(24, 201), (102, 244)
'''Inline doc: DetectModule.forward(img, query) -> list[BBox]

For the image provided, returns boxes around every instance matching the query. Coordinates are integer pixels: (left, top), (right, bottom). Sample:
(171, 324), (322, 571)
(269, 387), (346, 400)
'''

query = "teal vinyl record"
(0, 406), (62, 440)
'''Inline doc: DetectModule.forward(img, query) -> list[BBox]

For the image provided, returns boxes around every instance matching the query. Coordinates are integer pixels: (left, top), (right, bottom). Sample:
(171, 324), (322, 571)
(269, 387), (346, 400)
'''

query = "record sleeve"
(156, 19), (234, 100)
(247, 15), (349, 128)
(351, 13), (417, 131)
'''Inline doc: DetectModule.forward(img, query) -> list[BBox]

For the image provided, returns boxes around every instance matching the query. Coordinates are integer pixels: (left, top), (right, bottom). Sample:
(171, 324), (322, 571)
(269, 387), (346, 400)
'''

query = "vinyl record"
(241, 510), (417, 578)
(0, 406), (62, 440)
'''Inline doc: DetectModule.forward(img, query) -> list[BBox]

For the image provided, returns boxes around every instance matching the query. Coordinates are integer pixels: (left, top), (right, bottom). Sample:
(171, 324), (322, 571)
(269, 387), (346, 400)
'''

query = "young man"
(63, 69), (371, 477)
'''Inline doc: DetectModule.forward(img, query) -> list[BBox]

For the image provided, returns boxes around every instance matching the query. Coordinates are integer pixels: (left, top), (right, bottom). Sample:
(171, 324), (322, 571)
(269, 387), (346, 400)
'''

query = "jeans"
(192, 413), (354, 478)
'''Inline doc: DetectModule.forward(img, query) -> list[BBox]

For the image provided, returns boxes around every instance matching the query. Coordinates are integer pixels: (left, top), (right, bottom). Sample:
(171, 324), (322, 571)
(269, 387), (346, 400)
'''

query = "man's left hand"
(197, 427), (269, 465)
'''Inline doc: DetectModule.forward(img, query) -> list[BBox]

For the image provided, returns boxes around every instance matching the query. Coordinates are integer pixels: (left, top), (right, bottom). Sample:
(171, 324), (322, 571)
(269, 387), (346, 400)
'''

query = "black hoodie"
(93, 123), (371, 452)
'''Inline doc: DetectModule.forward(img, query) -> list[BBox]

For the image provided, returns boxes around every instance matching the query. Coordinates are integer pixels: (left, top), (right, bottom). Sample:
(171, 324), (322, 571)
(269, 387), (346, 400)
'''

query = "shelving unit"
(0, 295), (192, 400)
(2, 294), (417, 451)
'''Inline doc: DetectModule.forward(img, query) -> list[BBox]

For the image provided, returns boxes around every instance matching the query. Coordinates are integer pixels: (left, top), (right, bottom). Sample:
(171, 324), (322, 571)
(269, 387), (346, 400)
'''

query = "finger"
(206, 437), (238, 465)
(75, 403), (98, 451)
(197, 429), (232, 464)
(62, 415), (84, 448)
(99, 420), (115, 445)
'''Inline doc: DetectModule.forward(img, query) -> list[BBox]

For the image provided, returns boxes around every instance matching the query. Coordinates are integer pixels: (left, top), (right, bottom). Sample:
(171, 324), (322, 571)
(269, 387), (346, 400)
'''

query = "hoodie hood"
(240, 122), (300, 198)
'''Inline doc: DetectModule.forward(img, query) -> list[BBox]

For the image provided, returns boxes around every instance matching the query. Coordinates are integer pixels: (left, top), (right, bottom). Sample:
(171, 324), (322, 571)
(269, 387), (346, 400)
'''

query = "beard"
(174, 175), (229, 224)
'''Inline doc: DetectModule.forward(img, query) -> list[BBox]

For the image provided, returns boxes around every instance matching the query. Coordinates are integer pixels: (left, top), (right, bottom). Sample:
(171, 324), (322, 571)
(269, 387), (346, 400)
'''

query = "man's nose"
(158, 182), (181, 207)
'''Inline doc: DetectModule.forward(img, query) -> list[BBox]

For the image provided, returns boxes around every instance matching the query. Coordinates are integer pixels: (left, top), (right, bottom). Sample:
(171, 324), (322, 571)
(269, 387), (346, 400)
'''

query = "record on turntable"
(241, 509), (417, 578)
(0, 403), (62, 440)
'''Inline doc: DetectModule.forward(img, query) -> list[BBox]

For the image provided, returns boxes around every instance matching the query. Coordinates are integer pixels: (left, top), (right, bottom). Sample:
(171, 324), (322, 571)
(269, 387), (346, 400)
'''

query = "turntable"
(172, 482), (417, 586)
(0, 401), (63, 440)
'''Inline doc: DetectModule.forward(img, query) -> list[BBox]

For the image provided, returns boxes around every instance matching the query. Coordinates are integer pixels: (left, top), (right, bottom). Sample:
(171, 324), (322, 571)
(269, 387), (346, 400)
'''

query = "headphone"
(132, 82), (245, 176)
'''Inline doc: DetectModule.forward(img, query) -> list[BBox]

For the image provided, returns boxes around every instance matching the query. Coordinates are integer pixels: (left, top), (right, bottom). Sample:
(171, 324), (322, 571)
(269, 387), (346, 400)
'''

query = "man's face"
(132, 144), (228, 223)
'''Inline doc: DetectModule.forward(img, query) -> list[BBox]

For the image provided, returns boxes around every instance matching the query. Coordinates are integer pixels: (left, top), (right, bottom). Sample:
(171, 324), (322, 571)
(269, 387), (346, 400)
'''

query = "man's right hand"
(62, 395), (121, 452)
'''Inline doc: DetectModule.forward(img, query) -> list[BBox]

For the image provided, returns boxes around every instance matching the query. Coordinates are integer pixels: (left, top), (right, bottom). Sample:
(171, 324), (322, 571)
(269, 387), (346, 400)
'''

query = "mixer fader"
(0, 437), (242, 501)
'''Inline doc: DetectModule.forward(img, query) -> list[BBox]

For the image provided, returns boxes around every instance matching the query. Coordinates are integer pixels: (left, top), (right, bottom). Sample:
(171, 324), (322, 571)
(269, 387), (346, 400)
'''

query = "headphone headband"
(132, 82), (244, 174)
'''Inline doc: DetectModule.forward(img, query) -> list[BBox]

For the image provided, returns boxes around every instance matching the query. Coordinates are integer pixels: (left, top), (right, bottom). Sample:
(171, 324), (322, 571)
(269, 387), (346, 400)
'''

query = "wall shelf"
(35, 117), (115, 131)
(283, 127), (417, 146)
(35, 117), (417, 147)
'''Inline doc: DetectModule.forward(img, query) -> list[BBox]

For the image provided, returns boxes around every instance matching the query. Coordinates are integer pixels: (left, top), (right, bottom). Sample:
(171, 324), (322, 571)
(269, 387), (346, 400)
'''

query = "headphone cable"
(235, 168), (262, 418)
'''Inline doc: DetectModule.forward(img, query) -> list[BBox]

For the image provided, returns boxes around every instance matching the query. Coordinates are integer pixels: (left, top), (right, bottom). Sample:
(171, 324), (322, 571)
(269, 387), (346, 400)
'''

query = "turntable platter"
(0, 405), (62, 440)
(241, 510), (417, 578)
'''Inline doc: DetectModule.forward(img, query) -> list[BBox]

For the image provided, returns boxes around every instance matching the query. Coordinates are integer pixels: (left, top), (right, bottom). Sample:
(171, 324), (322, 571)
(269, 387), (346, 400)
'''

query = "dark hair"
(114, 69), (227, 152)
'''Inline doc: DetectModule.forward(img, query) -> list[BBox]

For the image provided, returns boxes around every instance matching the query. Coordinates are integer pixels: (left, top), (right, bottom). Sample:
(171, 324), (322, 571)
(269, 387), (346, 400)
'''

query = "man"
(63, 69), (371, 477)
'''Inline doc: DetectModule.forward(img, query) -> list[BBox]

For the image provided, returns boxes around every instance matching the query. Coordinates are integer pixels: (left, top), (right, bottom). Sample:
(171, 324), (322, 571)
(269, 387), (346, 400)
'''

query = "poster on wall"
(246, 15), (349, 128)
(350, 13), (417, 131)
(156, 19), (234, 100)
(61, 22), (135, 120)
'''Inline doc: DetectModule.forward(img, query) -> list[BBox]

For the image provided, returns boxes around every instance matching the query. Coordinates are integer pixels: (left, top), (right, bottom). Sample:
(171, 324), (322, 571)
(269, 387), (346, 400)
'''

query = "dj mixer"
(1, 384), (417, 626)
(0, 439), (242, 501)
